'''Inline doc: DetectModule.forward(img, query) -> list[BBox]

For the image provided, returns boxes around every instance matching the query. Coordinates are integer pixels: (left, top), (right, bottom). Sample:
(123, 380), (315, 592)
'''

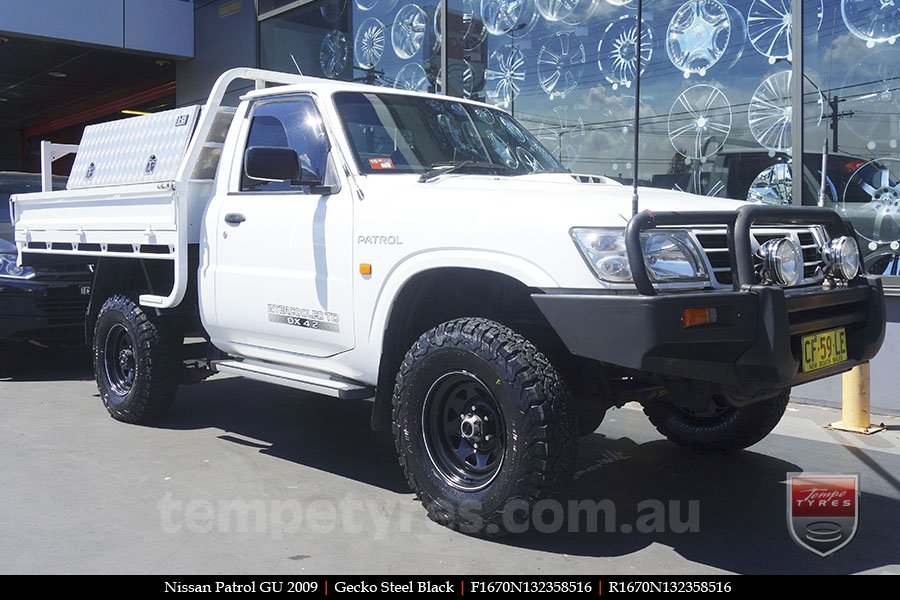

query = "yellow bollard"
(828, 363), (886, 434)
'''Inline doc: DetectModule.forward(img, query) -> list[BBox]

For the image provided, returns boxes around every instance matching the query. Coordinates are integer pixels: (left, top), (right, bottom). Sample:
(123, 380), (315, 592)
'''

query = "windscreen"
(333, 92), (567, 176)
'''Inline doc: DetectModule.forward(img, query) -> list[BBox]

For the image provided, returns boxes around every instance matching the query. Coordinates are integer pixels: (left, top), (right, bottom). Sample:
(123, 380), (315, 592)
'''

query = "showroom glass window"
(260, 0), (441, 92)
(442, 0), (798, 200)
(261, 0), (796, 196)
(803, 1), (900, 284)
(258, 0), (900, 286)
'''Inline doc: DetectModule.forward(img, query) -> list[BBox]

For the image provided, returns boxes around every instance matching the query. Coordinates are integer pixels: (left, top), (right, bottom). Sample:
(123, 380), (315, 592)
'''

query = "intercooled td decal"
(267, 304), (340, 333)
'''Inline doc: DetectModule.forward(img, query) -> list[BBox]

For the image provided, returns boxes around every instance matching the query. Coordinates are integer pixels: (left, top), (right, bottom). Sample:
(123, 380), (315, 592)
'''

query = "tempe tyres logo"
(787, 474), (859, 557)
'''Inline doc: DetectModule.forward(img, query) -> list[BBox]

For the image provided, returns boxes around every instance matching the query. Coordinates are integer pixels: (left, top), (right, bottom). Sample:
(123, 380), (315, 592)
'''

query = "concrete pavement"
(1, 350), (898, 574)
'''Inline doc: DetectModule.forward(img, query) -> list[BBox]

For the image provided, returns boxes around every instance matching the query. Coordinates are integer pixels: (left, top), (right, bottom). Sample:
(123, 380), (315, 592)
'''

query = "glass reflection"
(666, 0), (732, 77)
(258, 0), (900, 281)
(805, 0), (900, 276)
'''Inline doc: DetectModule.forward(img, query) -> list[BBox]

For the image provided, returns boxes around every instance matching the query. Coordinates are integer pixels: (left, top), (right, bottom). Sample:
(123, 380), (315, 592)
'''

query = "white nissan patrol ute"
(11, 69), (885, 535)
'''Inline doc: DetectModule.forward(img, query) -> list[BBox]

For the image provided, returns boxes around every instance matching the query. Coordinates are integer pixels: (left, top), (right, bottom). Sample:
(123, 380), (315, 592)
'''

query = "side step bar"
(213, 359), (374, 400)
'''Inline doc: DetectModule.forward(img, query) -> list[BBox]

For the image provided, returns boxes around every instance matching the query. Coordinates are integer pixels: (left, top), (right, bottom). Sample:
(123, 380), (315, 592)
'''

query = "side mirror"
(245, 146), (306, 183)
(244, 145), (339, 194)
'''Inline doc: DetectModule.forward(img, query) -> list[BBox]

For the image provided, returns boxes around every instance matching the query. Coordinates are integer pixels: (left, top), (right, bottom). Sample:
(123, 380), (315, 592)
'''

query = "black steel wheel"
(422, 371), (506, 491)
(94, 295), (181, 423)
(103, 323), (136, 396)
(393, 317), (577, 536)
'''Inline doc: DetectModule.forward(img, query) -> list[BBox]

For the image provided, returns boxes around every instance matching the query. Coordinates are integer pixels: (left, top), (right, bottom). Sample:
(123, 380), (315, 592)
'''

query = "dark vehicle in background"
(0, 172), (92, 362)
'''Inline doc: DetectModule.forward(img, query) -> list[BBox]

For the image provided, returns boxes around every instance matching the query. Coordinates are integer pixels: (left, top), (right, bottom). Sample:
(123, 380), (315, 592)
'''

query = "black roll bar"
(625, 205), (853, 296)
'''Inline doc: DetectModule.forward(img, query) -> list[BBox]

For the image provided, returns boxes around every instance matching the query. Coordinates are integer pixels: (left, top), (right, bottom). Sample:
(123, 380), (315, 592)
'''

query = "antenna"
(802, 72), (830, 207)
(631, 0), (643, 217)
(290, 53), (303, 75)
(818, 138), (829, 207)
(816, 8), (841, 207)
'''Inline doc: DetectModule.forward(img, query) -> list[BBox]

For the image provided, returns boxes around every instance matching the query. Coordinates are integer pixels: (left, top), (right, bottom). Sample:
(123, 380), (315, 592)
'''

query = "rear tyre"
(93, 295), (182, 423)
(392, 318), (577, 536)
(642, 389), (790, 453)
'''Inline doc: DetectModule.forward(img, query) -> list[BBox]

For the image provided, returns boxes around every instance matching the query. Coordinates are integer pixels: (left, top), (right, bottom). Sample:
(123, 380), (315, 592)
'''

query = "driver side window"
(240, 96), (329, 192)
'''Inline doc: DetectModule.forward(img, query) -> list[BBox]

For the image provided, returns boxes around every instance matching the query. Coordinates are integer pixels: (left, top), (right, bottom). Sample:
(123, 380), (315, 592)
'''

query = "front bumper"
(532, 276), (885, 399)
(0, 276), (91, 343)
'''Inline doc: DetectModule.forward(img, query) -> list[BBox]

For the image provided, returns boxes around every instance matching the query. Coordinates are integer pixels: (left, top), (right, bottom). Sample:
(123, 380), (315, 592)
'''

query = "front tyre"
(642, 389), (790, 453)
(392, 318), (577, 536)
(94, 295), (182, 423)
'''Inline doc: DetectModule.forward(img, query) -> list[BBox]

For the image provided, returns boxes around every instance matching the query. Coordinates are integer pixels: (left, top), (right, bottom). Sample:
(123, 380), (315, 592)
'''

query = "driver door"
(211, 95), (354, 359)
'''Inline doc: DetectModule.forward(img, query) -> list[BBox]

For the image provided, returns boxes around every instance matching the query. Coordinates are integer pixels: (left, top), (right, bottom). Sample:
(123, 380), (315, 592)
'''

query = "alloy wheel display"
(538, 31), (586, 99)
(481, 0), (538, 37)
(842, 0), (900, 47)
(392, 4), (428, 60)
(748, 0), (794, 62)
(394, 63), (430, 91)
(666, 0), (731, 77)
(668, 84), (733, 160)
(485, 44), (526, 108)
(748, 69), (793, 153)
(354, 17), (386, 69)
(599, 15), (653, 90)
(320, 30), (349, 79)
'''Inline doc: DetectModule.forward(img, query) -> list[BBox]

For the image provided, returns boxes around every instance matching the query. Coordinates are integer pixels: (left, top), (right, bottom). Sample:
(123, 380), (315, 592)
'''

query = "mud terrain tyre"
(392, 318), (577, 536)
(642, 390), (790, 453)
(94, 295), (181, 423)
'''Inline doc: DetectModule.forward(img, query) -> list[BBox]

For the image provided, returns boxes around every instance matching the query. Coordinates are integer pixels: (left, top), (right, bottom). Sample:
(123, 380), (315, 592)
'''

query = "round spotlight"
(759, 237), (803, 286)
(822, 236), (861, 280)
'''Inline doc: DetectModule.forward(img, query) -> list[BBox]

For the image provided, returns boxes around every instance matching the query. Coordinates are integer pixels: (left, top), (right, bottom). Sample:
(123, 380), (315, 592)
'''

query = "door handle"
(224, 213), (246, 225)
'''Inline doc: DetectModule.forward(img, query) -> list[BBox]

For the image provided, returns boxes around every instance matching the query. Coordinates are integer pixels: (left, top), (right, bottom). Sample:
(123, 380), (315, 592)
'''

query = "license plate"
(801, 327), (847, 373)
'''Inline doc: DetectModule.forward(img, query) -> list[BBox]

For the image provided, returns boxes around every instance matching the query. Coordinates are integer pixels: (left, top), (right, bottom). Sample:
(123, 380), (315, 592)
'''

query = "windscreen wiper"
(418, 161), (514, 183)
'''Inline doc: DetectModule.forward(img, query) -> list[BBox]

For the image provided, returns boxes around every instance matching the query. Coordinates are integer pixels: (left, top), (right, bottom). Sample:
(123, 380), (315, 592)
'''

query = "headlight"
(0, 238), (35, 279)
(821, 236), (860, 280)
(641, 231), (707, 282)
(571, 228), (707, 284)
(571, 228), (632, 282)
(757, 237), (802, 286)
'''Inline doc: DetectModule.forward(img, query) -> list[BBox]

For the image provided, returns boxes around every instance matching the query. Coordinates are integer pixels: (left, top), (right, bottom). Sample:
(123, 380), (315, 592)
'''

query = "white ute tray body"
(11, 69), (308, 308)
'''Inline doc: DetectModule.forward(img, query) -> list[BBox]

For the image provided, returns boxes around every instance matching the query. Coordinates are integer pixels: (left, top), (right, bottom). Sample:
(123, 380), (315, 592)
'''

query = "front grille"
(798, 231), (821, 280)
(35, 286), (89, 324)
(694, 232), (733, 285)
(693, 227), (825, 288)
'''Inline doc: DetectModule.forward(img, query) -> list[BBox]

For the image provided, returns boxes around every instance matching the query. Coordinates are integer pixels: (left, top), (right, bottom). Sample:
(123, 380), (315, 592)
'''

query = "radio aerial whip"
(290, 53), (303, 75)
(631, 0), (643, 217)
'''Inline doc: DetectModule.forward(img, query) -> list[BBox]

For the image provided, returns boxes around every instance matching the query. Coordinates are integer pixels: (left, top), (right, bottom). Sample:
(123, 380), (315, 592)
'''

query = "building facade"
(3, 0), (899, 411)
(0, 0), (193, 172)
